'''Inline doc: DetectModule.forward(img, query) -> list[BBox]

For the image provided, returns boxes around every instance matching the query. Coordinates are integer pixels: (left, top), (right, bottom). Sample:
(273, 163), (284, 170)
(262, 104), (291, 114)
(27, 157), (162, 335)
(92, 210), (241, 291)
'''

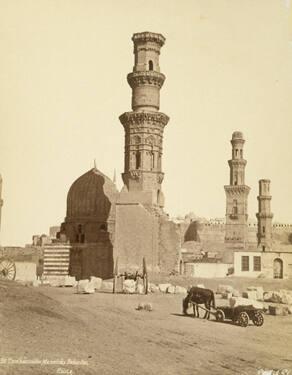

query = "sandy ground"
(1, 279), (292, 375)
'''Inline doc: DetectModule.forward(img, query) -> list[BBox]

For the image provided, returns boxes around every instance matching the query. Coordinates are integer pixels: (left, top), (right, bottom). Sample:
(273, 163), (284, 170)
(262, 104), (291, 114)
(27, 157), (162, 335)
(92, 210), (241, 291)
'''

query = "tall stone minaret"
(256, 179), (273, 251)
(224, 131), (250, 248)
(119, 32), (169, 209)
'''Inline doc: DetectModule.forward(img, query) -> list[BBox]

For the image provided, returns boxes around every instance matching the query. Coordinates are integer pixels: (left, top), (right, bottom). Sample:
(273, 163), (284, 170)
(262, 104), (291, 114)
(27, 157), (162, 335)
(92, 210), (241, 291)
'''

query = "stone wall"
(114, 203), (159, 272)
(158, 217), (180, 273)
(0, 246), (43, 262)
(261, 251), (292, 279)
(69, 241), (113, 280)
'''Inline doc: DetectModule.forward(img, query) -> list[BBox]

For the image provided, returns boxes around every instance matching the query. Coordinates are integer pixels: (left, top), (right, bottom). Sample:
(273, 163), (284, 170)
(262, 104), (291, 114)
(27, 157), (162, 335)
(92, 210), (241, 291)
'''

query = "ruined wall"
(114, 203), (159, 272)
(158, 218), (180, 273)
(0, 246), (43, 262)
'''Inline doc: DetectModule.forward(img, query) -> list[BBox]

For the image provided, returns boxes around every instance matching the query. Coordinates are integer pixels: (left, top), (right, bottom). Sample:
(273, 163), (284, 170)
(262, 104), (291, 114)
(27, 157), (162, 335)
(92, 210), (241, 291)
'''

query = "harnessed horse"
(183, 287), (216, 319)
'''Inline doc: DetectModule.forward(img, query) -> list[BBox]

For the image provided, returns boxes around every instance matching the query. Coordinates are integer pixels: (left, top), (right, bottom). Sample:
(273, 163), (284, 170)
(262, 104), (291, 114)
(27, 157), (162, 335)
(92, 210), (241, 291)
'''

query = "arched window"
(232, 200), (238, 215)
(148, 60), (153, 71)
(150, 150), (155, 169)
(100, 224), (107, 231)
(263, 226), (266, 234)
(135, 151), (141, 169)
(240, 149), (243, 158)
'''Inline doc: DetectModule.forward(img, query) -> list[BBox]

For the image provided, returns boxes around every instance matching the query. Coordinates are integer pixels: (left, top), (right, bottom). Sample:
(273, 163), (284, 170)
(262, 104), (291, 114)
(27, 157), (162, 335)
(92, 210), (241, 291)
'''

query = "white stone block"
(89, 276), (102, 290)
(247, 286), (264, 300)
(158, 283), (172, 293)
(148, 283), (159, 293)
(64, 276), (77, 287)
(217, 284), (233, 294)
(123, 279), (136, 294)
(32, 280), (40, 287)
(242, 291), (258, 300)
(77, 279), (95, 294)
(229, 297), (263, 309)
(166, 285), (176, 294)
(101, 281), (114, 291)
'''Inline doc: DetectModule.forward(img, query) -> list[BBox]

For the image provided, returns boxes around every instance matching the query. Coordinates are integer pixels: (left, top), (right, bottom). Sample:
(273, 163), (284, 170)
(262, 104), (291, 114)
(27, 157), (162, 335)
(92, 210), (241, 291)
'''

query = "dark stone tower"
(119, 32), (169, 209)
(256, 179), (273, 251)
(224, 131), (250, 248)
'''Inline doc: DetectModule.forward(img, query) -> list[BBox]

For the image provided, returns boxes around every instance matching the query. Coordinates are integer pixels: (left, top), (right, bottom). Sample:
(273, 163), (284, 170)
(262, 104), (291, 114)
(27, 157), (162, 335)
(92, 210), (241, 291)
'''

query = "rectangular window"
(241, 256), (249, 271)
(253, 256), (261, 271)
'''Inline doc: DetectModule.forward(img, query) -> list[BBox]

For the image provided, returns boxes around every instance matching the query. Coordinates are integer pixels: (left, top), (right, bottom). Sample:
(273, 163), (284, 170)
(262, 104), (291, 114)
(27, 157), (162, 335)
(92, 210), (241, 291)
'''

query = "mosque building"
(44, 31), (292, 281)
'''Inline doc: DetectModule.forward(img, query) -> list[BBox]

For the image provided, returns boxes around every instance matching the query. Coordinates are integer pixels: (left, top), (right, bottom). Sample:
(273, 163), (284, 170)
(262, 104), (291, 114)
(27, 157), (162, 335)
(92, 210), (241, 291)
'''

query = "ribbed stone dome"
(66, 168), (118, 219)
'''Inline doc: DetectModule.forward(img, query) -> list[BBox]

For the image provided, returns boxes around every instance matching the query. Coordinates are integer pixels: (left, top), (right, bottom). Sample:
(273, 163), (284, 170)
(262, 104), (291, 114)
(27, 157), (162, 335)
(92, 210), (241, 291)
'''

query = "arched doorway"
(273, 258), (283, 279)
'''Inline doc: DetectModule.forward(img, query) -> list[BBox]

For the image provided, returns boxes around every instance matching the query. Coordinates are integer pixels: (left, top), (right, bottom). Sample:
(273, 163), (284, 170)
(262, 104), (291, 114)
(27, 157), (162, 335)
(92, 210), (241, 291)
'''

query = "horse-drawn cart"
(214, 305), (264, 327)
(0, 258), (16, 281)
(183, 286), (264, 328)
(190, 302), (264, 327)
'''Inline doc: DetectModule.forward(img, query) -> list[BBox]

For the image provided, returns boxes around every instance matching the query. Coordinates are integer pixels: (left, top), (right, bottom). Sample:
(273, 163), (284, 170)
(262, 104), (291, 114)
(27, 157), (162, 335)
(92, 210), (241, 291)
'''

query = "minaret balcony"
(229, 213), (238, 220)
(127, 71), (165, 89)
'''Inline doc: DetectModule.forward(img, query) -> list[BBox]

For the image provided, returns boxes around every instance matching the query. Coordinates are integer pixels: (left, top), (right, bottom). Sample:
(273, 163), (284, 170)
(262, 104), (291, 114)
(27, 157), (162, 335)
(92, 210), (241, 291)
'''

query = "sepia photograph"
(0, 1), (292, 374)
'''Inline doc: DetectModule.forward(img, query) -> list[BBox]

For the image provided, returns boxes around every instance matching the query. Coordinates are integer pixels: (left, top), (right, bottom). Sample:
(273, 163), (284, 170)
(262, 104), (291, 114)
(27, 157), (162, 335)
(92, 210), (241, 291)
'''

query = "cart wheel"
(215, 309), (225, 322)
(0, 259), (16, 281)
(237, 312), (249, 327)
(252, 311), (264, 327)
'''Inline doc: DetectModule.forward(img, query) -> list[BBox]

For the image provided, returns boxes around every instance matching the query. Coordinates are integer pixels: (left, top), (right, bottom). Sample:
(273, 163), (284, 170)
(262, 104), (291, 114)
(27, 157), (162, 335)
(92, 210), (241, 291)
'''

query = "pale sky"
(0, 0), (291, 246)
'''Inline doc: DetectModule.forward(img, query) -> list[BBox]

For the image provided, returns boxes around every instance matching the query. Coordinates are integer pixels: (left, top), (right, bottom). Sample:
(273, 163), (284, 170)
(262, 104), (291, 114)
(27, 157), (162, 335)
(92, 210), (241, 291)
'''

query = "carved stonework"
(120, 111), (169, 127)
(224, 185), (250, 196)
(157, 173), (164, 184)
(132, 32), (165, 46)
(127, 71), (165, 88)
(145, 135), (156, 146)
(129, 170), (141, 180)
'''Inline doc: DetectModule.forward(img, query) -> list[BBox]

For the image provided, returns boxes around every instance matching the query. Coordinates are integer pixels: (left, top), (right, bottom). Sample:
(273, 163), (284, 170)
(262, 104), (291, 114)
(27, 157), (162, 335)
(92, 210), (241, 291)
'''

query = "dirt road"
(1, 281), (292, 375)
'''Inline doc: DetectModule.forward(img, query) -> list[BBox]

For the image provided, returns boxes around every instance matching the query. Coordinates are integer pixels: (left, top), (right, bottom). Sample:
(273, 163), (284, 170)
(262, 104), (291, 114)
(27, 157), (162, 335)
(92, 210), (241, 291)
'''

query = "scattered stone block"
(247, 286), (264, 300)
(166, 285), (176, 294)
(229, 297), (263, 309)
(222, 292), (233, 299)
(242, 291), (258, 301)
(281, 294), (292, 305)
(158, 283), (172, 293)
(49, 277), (64, 287)
(101, 281), (114, 291)
(32, 280), (40, 287)
(217, 284), (233, 294)
(196, 284), (205, 289)
(137, 302), (153, 311)
(77, 279), (95, 294)
(64, 276), (77, 287)
(123, 279), (136, 294)
(280, 289), (292, 296)
(232, 290), (240, 297)
(268, 305), (287, 316)
(89, 276), (102, 290)
(148, 283), (159, 293)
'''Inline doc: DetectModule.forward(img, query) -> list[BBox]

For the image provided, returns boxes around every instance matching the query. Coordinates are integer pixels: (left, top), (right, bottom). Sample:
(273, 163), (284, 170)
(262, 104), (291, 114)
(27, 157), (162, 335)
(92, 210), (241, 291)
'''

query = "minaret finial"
(94, 159), (97, 169)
